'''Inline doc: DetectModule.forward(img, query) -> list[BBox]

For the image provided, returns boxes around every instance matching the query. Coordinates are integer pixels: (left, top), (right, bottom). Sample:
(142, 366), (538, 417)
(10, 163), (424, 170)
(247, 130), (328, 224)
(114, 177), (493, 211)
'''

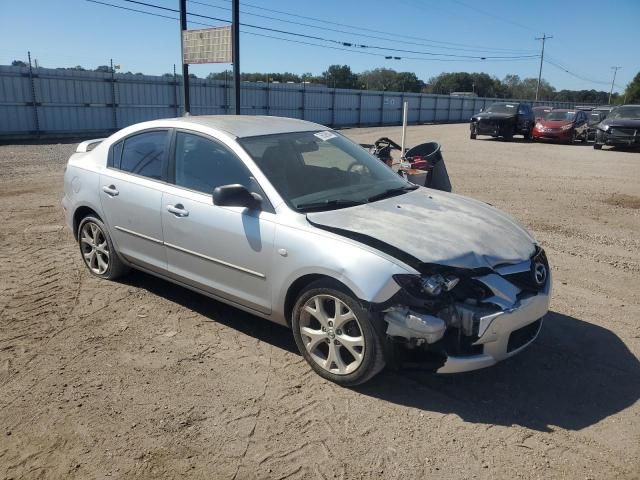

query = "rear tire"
(470, 132), (477, 140)
(594, 143), (603, 150)
(291, 279), (387, 386)
(77, 216), (129, 280)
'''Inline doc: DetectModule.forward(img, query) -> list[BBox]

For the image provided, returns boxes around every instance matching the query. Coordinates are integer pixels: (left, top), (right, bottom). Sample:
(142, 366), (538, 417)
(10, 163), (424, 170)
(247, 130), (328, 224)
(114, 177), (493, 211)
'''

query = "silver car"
(62, 116), (551, 386)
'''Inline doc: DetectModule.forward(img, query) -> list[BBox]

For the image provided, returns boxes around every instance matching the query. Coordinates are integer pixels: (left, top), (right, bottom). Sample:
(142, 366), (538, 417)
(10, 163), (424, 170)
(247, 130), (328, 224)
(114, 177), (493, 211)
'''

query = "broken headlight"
(393, 273), (459, 297)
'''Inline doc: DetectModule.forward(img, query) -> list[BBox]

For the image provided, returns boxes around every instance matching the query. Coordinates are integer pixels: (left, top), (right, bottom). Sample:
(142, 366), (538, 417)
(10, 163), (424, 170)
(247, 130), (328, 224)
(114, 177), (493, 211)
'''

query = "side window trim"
(107, 128), (171, 183)
(171, 129), (275, 214)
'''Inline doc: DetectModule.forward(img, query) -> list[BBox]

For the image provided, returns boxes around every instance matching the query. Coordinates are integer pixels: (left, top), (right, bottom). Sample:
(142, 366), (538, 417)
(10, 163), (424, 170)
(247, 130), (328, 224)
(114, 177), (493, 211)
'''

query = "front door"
(99, 129), (170, 273)
(160, 131), (275, 314)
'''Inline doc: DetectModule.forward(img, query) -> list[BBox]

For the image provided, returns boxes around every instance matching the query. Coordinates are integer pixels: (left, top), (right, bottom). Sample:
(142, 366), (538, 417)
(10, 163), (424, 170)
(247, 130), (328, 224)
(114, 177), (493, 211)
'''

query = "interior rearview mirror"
(213, 184), (262, 210)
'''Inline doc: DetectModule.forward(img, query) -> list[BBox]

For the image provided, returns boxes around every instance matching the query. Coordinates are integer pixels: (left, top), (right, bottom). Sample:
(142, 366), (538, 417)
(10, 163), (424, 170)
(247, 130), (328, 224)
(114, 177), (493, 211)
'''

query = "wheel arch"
(73, 205), (103, 239)
(283, 274), (359, 328)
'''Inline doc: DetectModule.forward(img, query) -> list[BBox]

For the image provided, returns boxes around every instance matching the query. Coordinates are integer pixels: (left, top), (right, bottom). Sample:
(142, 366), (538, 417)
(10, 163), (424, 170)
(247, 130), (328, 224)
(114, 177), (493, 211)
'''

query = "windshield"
(533, 107), (552, 119)
(609, 106), (640, 120)
(239, 131), (414, 212)
(546, 111), (576, 121)
(588, 112), (605, 125)
(484, 103), (518, 114)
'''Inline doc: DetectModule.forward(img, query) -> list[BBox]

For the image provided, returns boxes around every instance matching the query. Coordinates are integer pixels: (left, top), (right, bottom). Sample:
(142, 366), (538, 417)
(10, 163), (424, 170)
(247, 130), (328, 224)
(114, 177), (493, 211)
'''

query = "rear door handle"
(102, 185), (119, 196)
(167, 204), (189, 217)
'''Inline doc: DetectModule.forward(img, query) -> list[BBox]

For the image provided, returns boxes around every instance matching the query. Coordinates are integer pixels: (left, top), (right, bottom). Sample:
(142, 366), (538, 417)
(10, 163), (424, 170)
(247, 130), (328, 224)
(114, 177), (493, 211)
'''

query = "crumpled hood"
(600, 118), (640, 129)
(307, 188), (536, 270)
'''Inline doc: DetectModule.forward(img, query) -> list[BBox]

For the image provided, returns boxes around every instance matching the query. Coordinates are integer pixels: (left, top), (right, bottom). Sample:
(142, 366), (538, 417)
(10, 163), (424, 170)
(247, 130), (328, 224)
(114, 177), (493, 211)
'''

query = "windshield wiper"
(295, 199), (365, 212)
(367, 184), (418, 203)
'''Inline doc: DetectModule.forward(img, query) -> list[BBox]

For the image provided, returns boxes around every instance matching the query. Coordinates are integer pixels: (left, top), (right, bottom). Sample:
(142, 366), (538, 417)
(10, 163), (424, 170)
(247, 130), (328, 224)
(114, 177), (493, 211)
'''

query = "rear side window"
(119, 131), (168, 180)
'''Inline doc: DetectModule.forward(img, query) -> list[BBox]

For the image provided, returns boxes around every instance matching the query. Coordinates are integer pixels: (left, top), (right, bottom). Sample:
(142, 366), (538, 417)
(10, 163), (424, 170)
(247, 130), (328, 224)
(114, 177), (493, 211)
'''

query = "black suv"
(470, 102), (534, 141)
(594, 105), (640, 150)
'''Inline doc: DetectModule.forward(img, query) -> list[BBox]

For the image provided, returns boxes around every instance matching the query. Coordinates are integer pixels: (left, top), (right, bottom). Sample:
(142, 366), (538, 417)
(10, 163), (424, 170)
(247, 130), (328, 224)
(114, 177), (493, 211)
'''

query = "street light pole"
(609, 66), (621, 105)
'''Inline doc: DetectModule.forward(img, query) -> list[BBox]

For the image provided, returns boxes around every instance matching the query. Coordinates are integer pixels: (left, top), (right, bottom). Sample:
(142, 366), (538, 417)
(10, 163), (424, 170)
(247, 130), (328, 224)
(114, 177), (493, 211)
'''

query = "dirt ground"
(1, 123), (639, 480)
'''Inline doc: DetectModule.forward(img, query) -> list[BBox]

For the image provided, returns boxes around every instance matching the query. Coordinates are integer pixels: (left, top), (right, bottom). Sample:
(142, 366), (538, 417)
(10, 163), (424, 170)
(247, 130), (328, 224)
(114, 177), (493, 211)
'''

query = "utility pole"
(535, 33), (552, 101)
(609, 66), (621, 105)
(179, 0), (190, 115)
(232, 0), (240, 115)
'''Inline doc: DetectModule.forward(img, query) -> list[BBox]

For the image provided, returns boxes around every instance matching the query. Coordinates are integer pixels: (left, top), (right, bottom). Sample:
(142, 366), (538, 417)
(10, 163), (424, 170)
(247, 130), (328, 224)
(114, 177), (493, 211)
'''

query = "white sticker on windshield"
(314, 131), (337, 141)
(506, 104), (515, 108)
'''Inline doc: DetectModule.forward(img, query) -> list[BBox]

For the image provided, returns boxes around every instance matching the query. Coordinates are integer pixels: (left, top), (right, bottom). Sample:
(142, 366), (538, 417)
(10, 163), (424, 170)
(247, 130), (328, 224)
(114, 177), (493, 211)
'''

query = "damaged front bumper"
(381, 249), (551, 374)
(436, 279), (550, 373)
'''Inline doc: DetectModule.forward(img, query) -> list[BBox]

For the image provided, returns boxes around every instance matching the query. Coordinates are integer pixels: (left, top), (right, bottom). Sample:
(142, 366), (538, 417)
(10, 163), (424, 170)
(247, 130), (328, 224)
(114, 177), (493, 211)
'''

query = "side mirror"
(212, 184), (262, 210)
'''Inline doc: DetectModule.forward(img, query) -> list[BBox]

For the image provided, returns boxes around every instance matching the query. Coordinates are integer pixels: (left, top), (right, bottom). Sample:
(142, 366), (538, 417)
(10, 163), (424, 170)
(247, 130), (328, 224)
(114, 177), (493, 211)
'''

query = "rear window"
(119, 131), (168, 180)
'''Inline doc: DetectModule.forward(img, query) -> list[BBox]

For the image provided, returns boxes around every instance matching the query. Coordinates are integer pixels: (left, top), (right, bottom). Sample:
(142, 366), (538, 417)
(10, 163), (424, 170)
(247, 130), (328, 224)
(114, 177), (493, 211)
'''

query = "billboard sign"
(182, 26), (232, 64)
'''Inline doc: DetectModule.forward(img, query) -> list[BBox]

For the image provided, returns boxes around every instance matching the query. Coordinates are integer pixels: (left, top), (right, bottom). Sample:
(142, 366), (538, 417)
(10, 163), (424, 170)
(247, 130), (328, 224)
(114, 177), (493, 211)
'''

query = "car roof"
(171, 115), (327, 138)
(549, 108), (575, 112)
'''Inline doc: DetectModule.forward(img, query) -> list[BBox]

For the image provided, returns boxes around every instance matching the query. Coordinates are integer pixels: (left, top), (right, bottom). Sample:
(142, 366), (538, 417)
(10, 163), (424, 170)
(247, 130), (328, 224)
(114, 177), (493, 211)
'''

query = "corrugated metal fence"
(0, 65), (589, 139)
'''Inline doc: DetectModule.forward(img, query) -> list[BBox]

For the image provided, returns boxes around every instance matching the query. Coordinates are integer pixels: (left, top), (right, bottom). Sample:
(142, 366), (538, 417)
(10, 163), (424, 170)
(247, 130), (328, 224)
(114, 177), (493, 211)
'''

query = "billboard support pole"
(179, 0), (190, 115)
(232, 0), (240, 115)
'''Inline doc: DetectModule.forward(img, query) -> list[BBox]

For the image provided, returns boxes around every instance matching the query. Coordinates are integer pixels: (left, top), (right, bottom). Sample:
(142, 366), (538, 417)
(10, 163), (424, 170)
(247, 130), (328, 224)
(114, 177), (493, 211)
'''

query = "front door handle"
(167, 204), (189, 217)
(102, 185), (119, 196)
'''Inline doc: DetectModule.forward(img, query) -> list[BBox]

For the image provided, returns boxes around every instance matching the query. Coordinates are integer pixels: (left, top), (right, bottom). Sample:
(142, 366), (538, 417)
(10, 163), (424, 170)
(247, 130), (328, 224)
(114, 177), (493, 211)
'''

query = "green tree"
(621, 72), (640, 104)
(427, 72), (505, 97)
(323, 64), (359, 89)
(11, 60), (28, 67)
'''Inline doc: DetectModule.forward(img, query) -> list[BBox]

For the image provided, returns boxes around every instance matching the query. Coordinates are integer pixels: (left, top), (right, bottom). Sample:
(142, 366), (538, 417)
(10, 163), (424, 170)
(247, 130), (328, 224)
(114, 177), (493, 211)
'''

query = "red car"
(532, 109), (589, 143)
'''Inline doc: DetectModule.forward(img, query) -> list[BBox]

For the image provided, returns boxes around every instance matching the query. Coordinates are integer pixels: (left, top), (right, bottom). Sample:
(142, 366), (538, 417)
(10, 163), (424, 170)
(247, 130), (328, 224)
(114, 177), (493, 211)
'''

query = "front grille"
(507, 319), (542, 352)
(610, 128), (637, 137)
(479, 119), (496, 128)
(502, 248), (549, 293)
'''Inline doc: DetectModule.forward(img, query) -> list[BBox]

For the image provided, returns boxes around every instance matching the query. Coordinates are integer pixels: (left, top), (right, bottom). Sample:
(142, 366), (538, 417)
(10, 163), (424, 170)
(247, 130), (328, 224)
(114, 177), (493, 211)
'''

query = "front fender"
(270, 223), (414, 325)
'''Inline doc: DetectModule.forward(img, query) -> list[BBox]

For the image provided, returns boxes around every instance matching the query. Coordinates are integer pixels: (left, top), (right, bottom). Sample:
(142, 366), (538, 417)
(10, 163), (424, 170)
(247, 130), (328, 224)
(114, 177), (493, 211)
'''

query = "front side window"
(119, 131), (168, 180)
(174, 132), (263, 196)
(239, 131), (414, 212)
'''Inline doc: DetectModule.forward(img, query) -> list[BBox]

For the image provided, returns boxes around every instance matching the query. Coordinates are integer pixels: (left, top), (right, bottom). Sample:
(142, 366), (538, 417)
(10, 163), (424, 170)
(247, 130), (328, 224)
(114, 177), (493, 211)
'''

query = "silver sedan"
(62, 115), (551, 385)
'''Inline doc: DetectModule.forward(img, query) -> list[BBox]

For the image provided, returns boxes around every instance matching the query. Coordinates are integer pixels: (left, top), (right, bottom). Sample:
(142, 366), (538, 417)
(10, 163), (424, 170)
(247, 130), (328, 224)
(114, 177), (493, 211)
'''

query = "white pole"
(401, 101), (408, 159)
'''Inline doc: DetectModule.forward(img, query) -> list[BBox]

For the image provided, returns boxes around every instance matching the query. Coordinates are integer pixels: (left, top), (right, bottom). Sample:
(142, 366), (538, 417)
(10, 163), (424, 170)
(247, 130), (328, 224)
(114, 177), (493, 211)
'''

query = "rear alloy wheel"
(292, 281), (386, 386)
(78, 216), (128, 280)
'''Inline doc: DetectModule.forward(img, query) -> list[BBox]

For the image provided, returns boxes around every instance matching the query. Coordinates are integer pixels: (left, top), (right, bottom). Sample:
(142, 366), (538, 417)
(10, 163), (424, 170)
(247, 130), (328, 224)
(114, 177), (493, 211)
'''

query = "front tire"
(594, 143), (603, 150)
(77, 216), (129, 280)
(291, 280), (386, 386)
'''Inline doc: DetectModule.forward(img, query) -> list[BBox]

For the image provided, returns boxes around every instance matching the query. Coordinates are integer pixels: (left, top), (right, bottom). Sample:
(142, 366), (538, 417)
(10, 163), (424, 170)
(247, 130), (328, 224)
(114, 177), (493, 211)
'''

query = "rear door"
(99, 129), (170, 273)
(160, 130), (276, 314)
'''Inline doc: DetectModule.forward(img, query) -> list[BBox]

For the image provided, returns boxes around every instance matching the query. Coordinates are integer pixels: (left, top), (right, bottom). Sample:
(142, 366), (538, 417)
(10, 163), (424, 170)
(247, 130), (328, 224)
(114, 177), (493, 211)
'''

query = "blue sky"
(1, 0), (638, 93)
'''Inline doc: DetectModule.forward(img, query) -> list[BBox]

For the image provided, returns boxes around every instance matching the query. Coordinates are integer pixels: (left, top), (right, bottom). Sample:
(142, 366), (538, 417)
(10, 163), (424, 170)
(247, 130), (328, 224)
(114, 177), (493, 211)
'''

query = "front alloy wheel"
(299, 294), (365, 375)
(292, 280), (386, 386)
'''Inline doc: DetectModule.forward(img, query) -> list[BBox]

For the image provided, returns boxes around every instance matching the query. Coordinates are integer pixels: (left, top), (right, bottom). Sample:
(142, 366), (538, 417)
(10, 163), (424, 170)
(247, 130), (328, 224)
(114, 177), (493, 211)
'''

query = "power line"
(543, 58), (622, 89)
(187, 0), (537, 55)
(449, 0), (537, 33)
(117, 0), (537, 60)
(198, 0), (536, 53)
(86, 0), (536, 64)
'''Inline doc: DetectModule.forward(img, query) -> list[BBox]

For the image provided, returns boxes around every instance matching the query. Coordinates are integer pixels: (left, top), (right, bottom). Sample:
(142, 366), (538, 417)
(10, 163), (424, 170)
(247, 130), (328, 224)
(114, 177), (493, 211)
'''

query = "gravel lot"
(1, 123), (639, 480)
